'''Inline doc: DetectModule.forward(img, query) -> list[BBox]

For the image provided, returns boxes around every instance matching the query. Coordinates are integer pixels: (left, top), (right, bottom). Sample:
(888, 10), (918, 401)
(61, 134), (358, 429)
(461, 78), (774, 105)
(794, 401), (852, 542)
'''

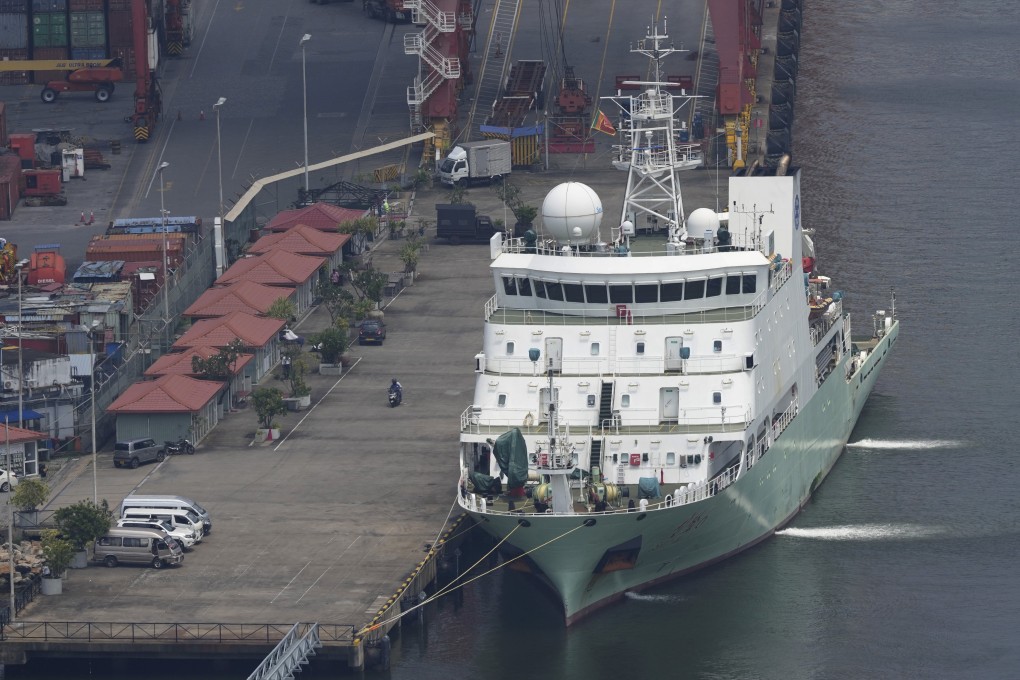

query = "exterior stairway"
(464, 0), (521, 136)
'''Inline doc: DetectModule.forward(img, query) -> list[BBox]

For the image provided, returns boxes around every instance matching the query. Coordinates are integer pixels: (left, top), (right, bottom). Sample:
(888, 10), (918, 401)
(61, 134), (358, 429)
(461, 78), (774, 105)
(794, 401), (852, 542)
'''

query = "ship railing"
(480, 353), (748, 377)
(458, 405), (747, 435)
(768, 259), (794, 295)
(808, 299), (843, 346)
(600, 406), (751, 434)
(500, 237), (772, 259)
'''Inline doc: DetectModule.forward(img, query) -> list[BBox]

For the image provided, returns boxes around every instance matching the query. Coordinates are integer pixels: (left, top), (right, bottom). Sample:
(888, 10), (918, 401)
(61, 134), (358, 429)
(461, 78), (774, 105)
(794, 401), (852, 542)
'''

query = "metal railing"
(0, 574), (42, 630)
(248, 622), (322, 680)
(459, 404), (750, 435)
(0, 621), (355, 643)
(482, 353), (748, 377)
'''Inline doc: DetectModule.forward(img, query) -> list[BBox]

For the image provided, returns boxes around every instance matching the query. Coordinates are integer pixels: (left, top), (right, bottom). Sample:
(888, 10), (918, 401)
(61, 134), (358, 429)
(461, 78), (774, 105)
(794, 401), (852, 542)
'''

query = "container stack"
(31, 0), (69, 84)
(68, 0), (105, 60)
(0, 1), (30, 85)
(106, 0), (135, 82)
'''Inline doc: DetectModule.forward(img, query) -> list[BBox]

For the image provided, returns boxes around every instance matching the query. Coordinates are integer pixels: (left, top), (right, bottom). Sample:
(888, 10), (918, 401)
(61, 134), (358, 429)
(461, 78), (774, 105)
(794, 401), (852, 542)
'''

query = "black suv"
(358, 319), (387, 345)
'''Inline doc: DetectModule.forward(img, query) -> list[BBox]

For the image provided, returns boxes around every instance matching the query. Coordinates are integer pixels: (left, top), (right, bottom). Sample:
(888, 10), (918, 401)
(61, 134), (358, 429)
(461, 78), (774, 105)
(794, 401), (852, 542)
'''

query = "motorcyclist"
(389, 378), (403, 402)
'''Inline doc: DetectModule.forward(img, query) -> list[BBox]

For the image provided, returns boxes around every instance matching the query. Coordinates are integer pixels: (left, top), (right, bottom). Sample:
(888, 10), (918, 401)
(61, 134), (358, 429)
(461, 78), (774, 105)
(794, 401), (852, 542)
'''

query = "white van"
(120, 495), (212, 534)
(117, 517), (197, 549)
(121, 508), (205, 544)
(94, 528), (184, 569)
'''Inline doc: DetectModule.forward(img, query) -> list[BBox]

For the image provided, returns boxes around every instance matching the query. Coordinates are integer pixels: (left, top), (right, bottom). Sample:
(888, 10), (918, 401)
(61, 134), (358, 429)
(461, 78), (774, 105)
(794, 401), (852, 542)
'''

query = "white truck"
(438, 140), (512, 187)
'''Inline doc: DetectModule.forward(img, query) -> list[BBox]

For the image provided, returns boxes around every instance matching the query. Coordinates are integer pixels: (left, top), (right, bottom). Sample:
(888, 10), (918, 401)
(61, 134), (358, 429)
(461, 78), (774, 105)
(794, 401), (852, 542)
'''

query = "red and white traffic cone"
(88, 210), (95, 225)
(80, 210), (85, 225)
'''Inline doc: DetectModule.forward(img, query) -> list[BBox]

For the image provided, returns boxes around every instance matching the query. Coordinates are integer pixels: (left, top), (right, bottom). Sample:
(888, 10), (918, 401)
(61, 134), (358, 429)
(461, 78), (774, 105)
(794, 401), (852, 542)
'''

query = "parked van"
(113, 438), (165, 469)
(94, 528), (184, 569)
(117, 517), (197, 549)
(120, 495), (212, 534)
(121, 508), (205, 543)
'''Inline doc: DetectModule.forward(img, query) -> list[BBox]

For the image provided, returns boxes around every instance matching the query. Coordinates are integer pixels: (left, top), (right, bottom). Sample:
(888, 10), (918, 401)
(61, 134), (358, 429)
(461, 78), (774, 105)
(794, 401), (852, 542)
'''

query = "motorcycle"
(165, 437), (195, 455)
(387, 387), (402, 408)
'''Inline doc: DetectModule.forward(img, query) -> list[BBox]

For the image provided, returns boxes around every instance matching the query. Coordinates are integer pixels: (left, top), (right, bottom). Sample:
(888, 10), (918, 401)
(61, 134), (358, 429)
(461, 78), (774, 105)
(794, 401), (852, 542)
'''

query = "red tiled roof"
(183, 280), (296, 318)
(266, 203), (367, 232)
(0, 424), (47, 444)
(216, 250), (325, 287)
(144, 346), (254, 378)
(107, 375), (225, 414)
(249, 224), (349, 257)
(173, 311), (285, 350)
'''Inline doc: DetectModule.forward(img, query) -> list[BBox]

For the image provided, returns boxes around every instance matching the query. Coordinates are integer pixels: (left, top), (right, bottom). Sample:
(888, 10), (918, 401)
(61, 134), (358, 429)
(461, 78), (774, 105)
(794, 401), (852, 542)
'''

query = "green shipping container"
(69, 11), (105, 48)
(32, 13), (68, 48)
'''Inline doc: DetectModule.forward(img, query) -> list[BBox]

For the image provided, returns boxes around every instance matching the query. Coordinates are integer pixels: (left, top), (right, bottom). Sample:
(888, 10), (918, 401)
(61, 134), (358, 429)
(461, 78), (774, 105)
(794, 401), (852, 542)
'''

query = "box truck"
(438, 140), (512, 187)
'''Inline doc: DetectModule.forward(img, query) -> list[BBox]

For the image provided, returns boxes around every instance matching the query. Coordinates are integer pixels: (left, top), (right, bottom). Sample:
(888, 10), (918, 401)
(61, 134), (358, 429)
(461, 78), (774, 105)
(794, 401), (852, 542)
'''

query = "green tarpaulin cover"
(492, 428), (530, 490)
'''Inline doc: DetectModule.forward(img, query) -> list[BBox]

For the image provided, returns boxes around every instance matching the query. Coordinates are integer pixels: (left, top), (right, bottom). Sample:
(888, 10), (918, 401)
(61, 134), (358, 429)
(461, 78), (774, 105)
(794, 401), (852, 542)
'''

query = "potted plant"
(12, 477), (49, 528)
(315, 325), (349, 375)
(251, 387), (286, 441)
(53, 499), (114, 568)
(40, 529), (75, 595)
(284, 350), (312, 410)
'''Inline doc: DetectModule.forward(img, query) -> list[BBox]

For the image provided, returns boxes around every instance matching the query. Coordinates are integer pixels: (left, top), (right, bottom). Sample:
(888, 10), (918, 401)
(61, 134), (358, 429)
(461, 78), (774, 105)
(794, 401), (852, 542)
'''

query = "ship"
(456, 22), (899, 625)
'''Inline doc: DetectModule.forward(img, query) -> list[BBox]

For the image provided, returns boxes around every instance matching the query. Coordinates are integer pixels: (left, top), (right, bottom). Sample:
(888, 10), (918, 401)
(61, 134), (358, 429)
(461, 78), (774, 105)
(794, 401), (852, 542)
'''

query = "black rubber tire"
(185, 445), (195, 455)
(40, 88), (57, 103)
(104, 555), (117, 568)
(0, 481), (9, 492)
(151, 557), (164, 569)
(156, 450), (166, 462)
(95, 86), (112, 103)
(130, 457), (140, 469)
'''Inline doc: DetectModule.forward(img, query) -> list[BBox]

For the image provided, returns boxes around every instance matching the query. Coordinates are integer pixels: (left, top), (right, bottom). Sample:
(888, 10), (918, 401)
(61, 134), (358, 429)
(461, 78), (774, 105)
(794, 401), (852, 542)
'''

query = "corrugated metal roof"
(250, 224), (349, 256)
(144, 346), (254, 377)
(266, 203), (368, 232)
(184, 281), (295, 318)
(172, 311), (285, 349)
(216, 250), (325, 287)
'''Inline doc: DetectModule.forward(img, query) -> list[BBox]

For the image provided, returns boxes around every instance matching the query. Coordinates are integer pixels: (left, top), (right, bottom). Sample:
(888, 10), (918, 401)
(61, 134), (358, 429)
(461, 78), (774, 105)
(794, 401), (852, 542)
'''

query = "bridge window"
(706, 277), (723, 297)
(546, 281), (564, 301)
(516, 277), (532, 296)
(684, 279), (705, 300)
(502, 276), (517, 295)
(533, 279), (547, 299)
(609, 284), (633, 304)
(584, 283), (608, 304)
(635, 283), (659, 303)
(743, 273), (757, 294)
(563, 282), (584, 303)
(661, 281), (684, 302)
(726, 275), (742, 295)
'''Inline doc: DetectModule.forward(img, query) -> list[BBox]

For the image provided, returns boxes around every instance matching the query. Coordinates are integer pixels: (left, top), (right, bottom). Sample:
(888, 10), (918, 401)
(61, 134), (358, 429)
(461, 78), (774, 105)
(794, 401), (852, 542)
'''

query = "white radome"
(687, 207), (721, 237)
(541, 182), (603, 244)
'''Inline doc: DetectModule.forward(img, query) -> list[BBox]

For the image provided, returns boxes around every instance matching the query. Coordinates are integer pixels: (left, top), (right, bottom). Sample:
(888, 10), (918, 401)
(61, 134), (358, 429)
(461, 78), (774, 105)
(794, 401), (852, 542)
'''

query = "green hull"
(466, 321), (898, 624)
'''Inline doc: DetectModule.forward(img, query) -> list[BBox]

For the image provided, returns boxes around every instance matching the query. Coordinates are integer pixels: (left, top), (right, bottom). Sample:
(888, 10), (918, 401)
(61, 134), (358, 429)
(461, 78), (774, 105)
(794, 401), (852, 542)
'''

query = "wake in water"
(777, 524), (944, 541)
(625, 592), (688, 604)
(847, 438), (965, 450)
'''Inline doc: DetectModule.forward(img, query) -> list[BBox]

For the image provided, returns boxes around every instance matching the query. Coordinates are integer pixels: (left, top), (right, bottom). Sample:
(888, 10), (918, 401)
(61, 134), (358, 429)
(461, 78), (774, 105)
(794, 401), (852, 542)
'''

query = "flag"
(591, 109), (616, 136)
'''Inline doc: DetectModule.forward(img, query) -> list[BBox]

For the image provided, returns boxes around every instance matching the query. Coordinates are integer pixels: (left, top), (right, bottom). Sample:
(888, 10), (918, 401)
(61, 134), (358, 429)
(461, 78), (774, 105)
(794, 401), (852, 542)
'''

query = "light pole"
(156, 161), (170, 322)
(300, 34), (312, 196)
(88, 322), (99, 504)
(6, 416), (14, 620)
(15, 259), (27, 429)
(213, 97), (226, 223)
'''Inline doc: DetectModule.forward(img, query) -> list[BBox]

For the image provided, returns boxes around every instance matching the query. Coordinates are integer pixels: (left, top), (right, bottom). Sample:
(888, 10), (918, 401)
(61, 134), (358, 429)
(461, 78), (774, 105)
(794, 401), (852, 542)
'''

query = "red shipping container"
(108, 44), (137, 83)
(0, 154), (21, 221)
(68, 0), (103, 10)
(107, 9), (132, 47)
(30, 46), (70, 85)
(8, 132), (36, 162)
(23, 168), (61, 196)
(85, 241), (185, 269)
(122, 260), (163, 314)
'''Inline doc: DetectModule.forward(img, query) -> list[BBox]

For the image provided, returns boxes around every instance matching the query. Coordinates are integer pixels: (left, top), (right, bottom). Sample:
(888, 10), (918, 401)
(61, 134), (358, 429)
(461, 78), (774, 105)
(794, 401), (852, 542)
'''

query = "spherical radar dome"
(687, 207), (721, 237)
(541, 182), (603, 244)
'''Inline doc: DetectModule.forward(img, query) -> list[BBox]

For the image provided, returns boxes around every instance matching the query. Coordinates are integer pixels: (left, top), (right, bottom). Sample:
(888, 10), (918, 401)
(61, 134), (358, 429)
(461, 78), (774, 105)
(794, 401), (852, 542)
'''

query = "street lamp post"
(15, 259), (27, 429)
(6, 416), (13, 621)
(213, 97), (227, 224)
(300, 34), (312, 196)
(88, 322), (99, 504)
(156, 161), (170, 323)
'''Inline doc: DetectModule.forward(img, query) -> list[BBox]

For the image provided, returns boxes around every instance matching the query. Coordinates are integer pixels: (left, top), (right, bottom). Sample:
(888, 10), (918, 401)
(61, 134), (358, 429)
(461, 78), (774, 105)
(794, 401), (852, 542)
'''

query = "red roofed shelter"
(0, 423), (48, 478)
(172, 311), (285, 383)
(145, 346), (255, 410)
(249, 224), (349, 271)
(215, 251), (324, 313)
(106, 375), (226, 444)
(183, 281), (297, 320)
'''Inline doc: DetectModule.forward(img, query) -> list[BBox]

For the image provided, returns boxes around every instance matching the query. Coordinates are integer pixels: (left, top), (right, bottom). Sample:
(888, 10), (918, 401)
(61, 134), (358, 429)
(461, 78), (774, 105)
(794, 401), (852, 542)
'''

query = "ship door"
(665, 337), (685, 371)
(545, 337), (563, 373)
(660, 387), (679, 421)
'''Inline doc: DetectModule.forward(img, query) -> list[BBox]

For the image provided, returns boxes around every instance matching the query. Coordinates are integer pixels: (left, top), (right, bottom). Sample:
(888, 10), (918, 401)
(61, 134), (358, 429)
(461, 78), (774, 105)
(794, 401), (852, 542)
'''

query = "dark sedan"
(358, 319), (387, 345)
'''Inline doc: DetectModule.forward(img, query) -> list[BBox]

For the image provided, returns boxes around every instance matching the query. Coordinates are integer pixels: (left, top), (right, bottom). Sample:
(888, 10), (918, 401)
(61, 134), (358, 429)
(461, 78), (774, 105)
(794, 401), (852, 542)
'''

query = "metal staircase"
(589, 438), (604, 476)
(403, 0), (461, 131)
(464, 0), (521, 136)
(598, 381), (615, 427)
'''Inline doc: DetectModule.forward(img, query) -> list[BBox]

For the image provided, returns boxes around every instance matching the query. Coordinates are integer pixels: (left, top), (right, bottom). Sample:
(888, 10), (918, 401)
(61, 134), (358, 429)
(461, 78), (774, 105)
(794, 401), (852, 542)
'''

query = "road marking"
(270, 559), (312, 603)
(274, 357), (363, 451)
(190, 0), (223, 80)
(232, 118), (256, 179)
(295, 536), (361, 604)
